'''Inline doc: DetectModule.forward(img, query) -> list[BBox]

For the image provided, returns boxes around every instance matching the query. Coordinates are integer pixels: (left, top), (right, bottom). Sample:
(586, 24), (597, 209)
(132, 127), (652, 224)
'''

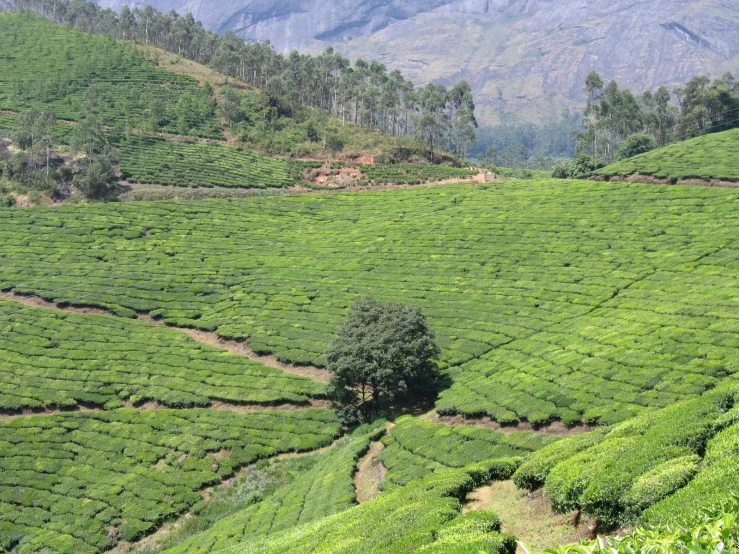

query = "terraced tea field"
(0, 13), (223, 139)
(0, 408), (340, 553)
(163, 423), (385, 553)
(113, 136), (294, 189)
(2, 180), (739, 426)
(0, 298), (323, 411)
(197, 460), (517, 554)
(359, 164), (476, 185)
(380, 416), (555, 488)
(596, 128), (739, 182)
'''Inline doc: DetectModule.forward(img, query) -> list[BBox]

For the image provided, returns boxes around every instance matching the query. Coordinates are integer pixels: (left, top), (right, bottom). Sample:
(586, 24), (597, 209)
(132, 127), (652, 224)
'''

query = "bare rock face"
(96, 0), (739, 123)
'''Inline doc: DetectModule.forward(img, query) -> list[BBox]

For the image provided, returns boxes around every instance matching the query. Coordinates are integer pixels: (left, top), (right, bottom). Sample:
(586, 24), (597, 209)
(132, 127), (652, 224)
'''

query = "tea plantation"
(113, 136), (294, 189)
(2, 180), (739, 425)
(513, 382), (739, 526)
(208, 460), (517, 554)
(0, 298), (324, 411)
(379, 416), (555, 488)
(163, 423), (386, 554)
(595, 128), (739, 182)
(0, 408), (341, 553)
(0, 13), (223, 139)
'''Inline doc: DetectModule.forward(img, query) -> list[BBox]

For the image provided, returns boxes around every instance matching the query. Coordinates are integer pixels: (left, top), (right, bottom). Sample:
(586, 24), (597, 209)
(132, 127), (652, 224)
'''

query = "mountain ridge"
(95, 0), (739, 124)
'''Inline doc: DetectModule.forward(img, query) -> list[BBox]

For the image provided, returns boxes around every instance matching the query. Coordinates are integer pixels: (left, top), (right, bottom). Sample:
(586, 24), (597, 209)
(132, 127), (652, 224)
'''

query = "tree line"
(576, 71), (739, 163)
(1, 0), (478, 159)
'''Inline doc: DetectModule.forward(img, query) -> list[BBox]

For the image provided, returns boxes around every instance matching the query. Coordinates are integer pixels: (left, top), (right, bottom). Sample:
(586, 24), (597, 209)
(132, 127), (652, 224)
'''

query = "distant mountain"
(96, 0), (739, 124)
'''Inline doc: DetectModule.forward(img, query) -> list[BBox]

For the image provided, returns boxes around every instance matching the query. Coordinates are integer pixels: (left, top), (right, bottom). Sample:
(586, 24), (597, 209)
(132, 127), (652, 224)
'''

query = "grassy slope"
(2, 180), (739, 427)
(596, 128), (739, 181)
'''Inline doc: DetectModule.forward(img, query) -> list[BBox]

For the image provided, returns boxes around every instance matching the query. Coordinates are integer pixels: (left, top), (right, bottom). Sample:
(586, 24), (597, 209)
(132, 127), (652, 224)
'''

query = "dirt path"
(1, 291), (331, 383)
(463, 480), (596, 554)
(354, 440), (388, 504)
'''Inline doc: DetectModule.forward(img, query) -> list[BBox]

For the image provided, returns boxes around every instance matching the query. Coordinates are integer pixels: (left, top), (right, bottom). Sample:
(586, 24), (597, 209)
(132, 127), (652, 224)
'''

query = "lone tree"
(325, 297), (440, 420)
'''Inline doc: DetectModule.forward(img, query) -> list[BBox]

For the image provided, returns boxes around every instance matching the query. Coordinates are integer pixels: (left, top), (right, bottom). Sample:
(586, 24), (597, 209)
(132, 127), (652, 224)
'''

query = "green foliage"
(380, 415), (553, 488)
(208, 460), (516, 554)
(568, 155), (606, 179)
(0, 13), (222, 139)
(596, 128), (739, 181)
(112, 136), (293, 189)
(325, 297), (440, 420)
(514, 385), (739, 525)
(543, 495), (739, 554)
(0, 299), (324, 411)
(0, 408), (340, 553)
(615, 133), (656, 161)
(160, 423), (386, 553)
(551, 159), (573, 179)
(73, 157), (118, 200)
(2, 180), (739, 423)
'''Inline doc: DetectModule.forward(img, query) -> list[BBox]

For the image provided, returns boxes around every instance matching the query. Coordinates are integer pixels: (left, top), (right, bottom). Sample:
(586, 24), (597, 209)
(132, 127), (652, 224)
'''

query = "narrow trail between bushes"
(0, 291), (332, 383)
(463, 480), (596, 554)
(354, 440), (388, 504)
(0, 398), (331, 422)
(428, 412), (598, 437)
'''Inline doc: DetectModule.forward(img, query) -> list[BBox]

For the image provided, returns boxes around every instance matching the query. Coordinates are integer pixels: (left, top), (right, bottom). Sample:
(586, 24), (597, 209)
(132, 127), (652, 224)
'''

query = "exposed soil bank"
(354, 440), (388, 504)
(592, 174), (739, 188)
(431, 412), (597, 437)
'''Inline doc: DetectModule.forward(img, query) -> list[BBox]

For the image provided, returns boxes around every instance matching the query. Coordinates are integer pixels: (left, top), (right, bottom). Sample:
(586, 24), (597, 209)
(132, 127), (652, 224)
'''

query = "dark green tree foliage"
(615, 133), (656, 161)
(325, 297), (440, 420)
(551, 154), (604, 179)
(70, 114), (119, 200)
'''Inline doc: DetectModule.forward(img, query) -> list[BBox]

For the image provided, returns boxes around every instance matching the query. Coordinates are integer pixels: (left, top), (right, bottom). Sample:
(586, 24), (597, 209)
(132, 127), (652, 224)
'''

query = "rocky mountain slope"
(96, 0), (739, 124)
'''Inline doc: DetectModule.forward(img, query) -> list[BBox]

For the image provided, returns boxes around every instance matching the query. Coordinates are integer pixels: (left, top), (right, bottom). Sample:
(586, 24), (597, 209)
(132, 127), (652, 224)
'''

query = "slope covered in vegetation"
(514, 383), (739, 526)
(0, 408), (341, 553)
(0, 298), (323, 411)
(162, 423), (386, 554)
(2, 180), (739, 427)
(595, 128), (739, 182)
(0, 13), (222, 139)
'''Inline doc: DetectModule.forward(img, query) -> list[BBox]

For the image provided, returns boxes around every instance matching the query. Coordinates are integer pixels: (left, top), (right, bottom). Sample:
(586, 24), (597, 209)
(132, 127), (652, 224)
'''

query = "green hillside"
(2, 180), (739, 427)
(0, 408), (340, 553)
(161, 423), (386, 553)
(596, 128), (739, 182)
(0, 13), (222, 139)
(2, 4), (739, 553)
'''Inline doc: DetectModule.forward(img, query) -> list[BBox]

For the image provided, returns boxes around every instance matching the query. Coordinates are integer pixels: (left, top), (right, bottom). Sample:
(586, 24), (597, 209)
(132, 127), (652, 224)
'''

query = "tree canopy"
(325, 297), (440, 420)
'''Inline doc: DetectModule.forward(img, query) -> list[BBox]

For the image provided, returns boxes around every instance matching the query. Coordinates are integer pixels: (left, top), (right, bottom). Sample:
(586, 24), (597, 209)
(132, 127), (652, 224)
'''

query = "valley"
(0, 3), (739, 554)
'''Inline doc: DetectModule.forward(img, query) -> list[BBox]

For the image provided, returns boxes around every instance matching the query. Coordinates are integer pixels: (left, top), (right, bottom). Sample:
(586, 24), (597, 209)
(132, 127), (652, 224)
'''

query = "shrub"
(615, 133), (656, 161)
